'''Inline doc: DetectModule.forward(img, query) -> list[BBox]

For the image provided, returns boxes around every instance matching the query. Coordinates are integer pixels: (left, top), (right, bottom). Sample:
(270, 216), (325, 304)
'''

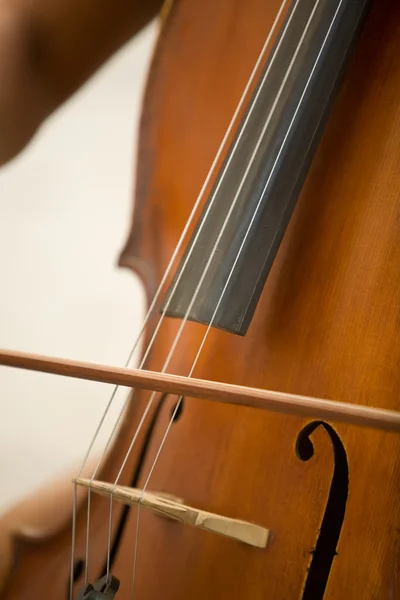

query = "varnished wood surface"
(1, 0), (400, 598)
(2, 348), (400, 432)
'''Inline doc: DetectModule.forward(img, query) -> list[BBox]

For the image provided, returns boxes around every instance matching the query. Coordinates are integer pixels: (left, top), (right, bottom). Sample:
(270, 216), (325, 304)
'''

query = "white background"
(0, 22), (157, 512)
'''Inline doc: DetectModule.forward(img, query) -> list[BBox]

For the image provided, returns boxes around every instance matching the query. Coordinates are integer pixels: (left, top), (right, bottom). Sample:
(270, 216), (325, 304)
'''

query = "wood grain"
(2, 1), (400, 599)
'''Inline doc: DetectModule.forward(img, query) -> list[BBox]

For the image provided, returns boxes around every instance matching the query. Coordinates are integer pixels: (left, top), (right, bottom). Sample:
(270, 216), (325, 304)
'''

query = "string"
(69, 483), (78, 600)
(118, 0), (307, 509)
(130, 0), (347, 596)
(104, 0), (307, 586)
(69, 1), (289, 595)
(104, 0), (297, 580)
(70, 0), (345, 591)
(136, 0), (344, 500)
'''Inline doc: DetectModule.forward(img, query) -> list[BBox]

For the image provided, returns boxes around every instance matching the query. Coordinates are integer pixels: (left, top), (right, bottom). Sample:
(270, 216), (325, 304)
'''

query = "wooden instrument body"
(1, 0), (400, 597)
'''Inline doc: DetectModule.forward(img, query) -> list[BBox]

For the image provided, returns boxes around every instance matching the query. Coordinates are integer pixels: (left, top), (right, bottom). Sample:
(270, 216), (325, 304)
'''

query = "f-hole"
(171, 396), (185, 422)
(296, 421), (349, 600)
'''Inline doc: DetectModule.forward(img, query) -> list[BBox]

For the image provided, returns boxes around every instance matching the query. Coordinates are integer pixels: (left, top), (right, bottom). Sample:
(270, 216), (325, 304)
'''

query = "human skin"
(0, 0), (163, 166)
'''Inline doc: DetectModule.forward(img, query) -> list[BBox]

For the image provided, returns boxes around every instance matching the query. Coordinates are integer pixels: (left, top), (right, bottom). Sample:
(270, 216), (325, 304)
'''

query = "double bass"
(1, 0), (400, 597)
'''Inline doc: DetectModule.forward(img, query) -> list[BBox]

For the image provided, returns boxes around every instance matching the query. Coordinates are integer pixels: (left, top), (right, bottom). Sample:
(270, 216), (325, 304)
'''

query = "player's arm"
(0, 0), (163, 166)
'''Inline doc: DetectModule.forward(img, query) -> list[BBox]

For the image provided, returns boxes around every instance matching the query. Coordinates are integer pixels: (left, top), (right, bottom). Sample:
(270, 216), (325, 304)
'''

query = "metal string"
(104, 0), (296, 581)
(130, 0), (348, 596)
(135, 0), (345, 501)
(69, 484), (78, 600)
(69, 1), (289, 596)
(72, 0), (347, 592)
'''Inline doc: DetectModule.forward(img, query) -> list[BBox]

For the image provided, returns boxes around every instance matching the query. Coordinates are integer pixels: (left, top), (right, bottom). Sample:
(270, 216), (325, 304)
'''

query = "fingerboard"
(161, 0), (371, 335)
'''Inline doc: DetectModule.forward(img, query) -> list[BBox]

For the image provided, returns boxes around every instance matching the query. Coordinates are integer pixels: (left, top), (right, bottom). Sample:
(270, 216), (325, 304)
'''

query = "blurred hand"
(0, 0), (162, 168)
(0, 8), (53, 166)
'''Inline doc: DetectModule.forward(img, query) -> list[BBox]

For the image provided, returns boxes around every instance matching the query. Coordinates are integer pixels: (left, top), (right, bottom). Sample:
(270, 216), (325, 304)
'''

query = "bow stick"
(0, 348), (399, 433)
